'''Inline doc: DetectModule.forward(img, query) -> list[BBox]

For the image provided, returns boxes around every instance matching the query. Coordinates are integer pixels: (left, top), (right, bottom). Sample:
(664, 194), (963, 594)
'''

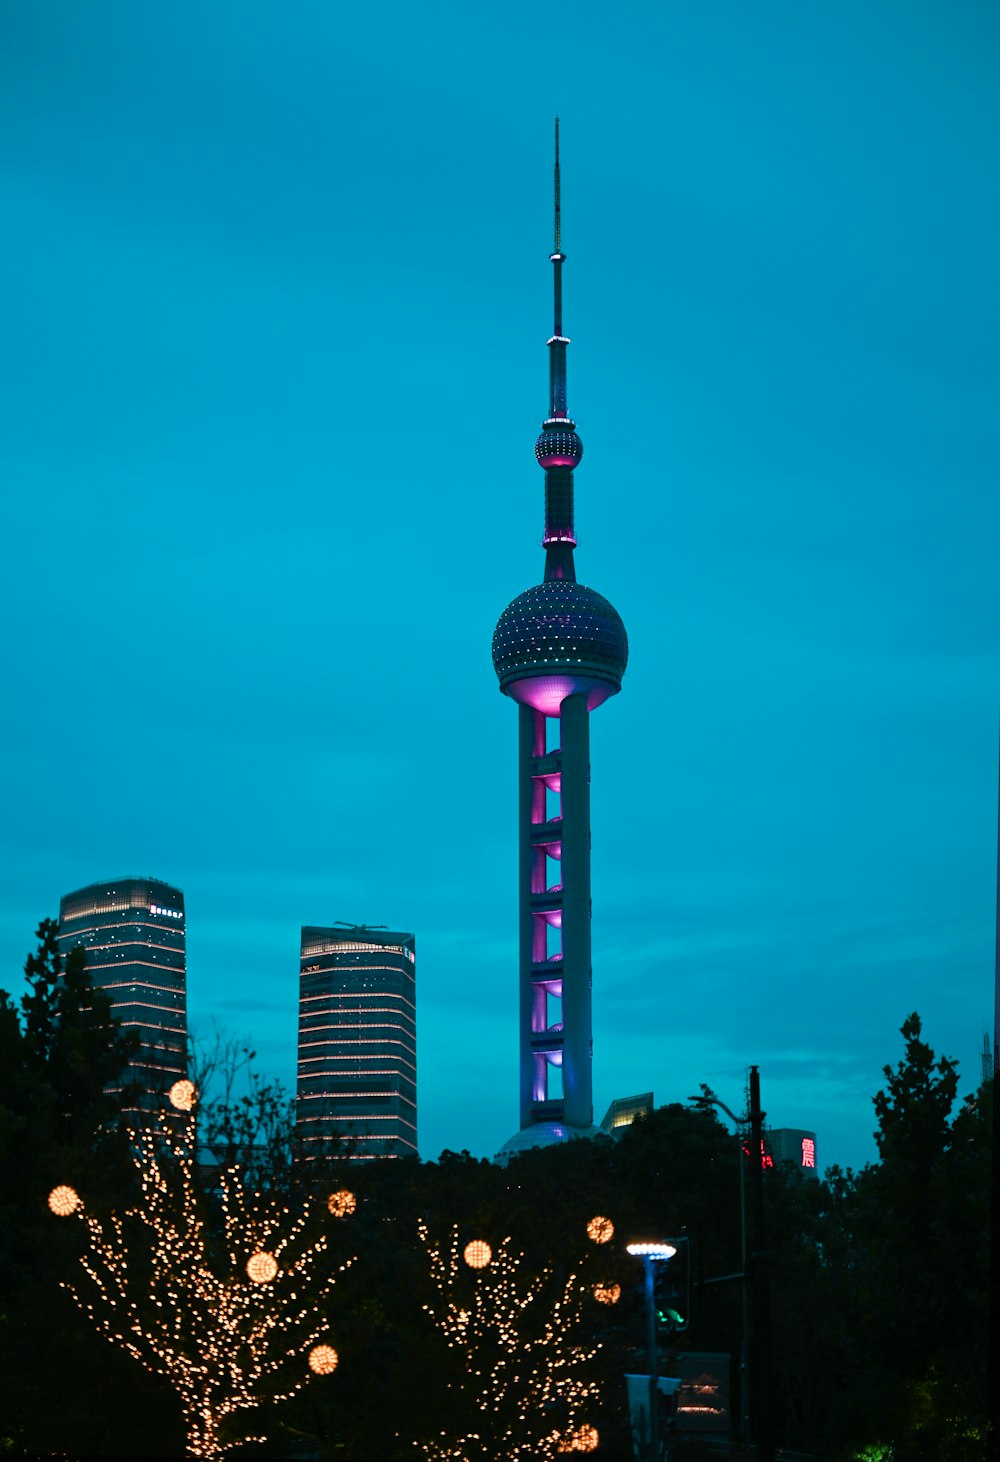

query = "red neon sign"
(741, 1139), (774, 1169)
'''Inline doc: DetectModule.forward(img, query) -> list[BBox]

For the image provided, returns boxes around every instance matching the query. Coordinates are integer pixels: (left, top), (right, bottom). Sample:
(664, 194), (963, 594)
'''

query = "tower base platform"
(494, 1120), (606, 1166)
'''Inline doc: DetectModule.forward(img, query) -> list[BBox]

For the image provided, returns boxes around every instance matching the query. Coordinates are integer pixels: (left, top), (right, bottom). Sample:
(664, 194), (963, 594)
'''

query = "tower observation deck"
(493, 123), (628, 1158)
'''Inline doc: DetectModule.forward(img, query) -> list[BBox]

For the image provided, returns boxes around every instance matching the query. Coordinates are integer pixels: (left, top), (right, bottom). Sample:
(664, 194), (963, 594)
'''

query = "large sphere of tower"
(492, 579), (628, 716)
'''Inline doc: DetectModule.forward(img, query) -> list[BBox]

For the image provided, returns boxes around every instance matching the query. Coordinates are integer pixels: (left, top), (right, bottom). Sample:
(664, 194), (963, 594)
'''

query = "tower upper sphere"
(492, 120), (627, 718)
(492, 579), (628, 715)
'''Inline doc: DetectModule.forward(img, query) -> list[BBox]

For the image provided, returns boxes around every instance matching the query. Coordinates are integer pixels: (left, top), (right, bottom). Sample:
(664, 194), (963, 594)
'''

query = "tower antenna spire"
(551, 118), (564, 340)
(535, 117), (580, 570)
(548, 115), (567, 408)
(554, 115), (561, 255)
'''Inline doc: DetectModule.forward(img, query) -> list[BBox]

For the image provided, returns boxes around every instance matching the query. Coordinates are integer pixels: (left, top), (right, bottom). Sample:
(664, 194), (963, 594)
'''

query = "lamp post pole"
(689, 1080), (772, 1454)
(748, 1065), (774, 1462)
(736, 1117), (750, 1444)
(627, 1242), (676, 1462)
(643, 1255), (658, 1462)
(689, 1088), (750, 1443)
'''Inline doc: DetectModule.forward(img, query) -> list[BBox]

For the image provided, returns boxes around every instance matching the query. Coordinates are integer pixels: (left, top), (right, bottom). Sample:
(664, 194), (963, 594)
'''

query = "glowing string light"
(169, 1078), (197, 1111)
(57, 1112), (354, 1459)
(48, 1185), (80, 1217)
(419, 1222), (603, 1460)
(326, 1189), (357, 1218)
(585, 1215), (614, 1244)
(246, 1251), (278, 1284)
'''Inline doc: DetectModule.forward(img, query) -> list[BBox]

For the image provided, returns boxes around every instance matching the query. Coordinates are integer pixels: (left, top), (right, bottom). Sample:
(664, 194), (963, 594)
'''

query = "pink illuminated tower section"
(492, 124), (628, 1156)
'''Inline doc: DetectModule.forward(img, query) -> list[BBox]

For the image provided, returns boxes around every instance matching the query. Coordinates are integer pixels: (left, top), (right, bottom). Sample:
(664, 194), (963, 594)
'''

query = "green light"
(656, 1307), (684, 1328)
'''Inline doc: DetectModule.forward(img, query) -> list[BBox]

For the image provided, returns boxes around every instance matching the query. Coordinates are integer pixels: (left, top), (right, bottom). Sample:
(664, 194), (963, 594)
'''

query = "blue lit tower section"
(492, 124), (628, 1155)
(296, 925), (417, 1159)
(58, 876), (187, 1115)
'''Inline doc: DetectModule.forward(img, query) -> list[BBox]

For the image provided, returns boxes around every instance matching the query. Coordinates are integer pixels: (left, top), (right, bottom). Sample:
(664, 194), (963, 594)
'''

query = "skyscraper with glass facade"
(58, 875), (187, 1115)
(296, 924), (417, 1159)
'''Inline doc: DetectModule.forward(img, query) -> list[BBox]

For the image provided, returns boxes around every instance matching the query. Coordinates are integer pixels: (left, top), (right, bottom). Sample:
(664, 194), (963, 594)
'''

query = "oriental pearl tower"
(493, 123), (628, 1158)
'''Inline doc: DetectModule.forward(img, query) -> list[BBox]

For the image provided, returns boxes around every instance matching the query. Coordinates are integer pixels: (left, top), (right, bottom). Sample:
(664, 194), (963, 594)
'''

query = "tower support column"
(560, 691), (592, 1128)
(519, 703), (543, 1127)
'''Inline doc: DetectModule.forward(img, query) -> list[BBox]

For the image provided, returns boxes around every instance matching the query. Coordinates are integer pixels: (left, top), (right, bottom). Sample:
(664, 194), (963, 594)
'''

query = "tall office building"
(492, 125), (628, 1157)
(58, 876), (187, 1114)
(296, 925), (417, 1159)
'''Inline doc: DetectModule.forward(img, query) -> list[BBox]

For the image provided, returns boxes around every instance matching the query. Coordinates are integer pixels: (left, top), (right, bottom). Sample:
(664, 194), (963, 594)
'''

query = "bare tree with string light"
(417, 1221), (603, 1459)
(48, 1091), (353, 1459)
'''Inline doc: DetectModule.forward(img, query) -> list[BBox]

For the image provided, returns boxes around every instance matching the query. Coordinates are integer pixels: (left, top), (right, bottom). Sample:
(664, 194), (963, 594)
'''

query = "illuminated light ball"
(572, 1424), (599, 1452)
(463, 1240), (492, 1270)
(593, 1281), (621, 1305)
(586, 1215), (614, 1245)
(308, 1343), (339, 1375)
(48, 1185), (80, 1217)
(169, 1078), (197, 1111)
(246, 1251), (279, 1284)
(326, 1189), (357, 1218)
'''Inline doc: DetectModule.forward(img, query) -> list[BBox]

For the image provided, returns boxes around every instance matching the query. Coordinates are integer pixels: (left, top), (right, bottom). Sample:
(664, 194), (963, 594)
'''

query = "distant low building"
(600, 1092), (654, 1134)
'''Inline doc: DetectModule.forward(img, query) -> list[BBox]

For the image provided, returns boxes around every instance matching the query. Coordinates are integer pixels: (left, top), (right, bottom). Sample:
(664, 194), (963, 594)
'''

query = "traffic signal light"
(655, 1236), (690, 1333)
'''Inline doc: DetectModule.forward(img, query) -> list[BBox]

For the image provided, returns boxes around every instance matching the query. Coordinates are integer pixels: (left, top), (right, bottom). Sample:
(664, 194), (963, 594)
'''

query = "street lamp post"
(626, 1241), (676, 1462)
(688, 1073), (773, 1461)
(747, 1065), (774, 1462)
(688, 1086), (751, 1443)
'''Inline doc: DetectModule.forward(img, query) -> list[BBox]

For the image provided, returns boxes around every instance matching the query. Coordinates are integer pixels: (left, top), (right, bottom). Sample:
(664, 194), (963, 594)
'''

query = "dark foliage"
(0, 919), (182, 1456)
(805, 1015), (991, 1460)
(0, 936), (989, 1460)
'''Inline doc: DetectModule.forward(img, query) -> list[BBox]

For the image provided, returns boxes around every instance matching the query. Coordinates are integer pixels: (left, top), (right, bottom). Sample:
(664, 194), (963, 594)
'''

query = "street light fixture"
(688, 1086), (751, 1444)
(626, 1243), (677, 1262)
(627, 1240), (676, 1462)
(688, 1069), (773, 1462)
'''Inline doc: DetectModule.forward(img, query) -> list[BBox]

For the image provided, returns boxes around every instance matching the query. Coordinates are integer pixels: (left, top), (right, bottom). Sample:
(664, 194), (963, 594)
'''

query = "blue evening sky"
(2, 2), (997, 1173)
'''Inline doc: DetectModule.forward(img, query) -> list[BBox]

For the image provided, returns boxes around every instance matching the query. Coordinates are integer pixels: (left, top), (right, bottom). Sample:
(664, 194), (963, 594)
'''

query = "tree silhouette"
(0, 920), (165, 1454)
(820, 1013), (989, 1459)
(57, 1109), (352, 1459)
(417, 1222), (602, 1460)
